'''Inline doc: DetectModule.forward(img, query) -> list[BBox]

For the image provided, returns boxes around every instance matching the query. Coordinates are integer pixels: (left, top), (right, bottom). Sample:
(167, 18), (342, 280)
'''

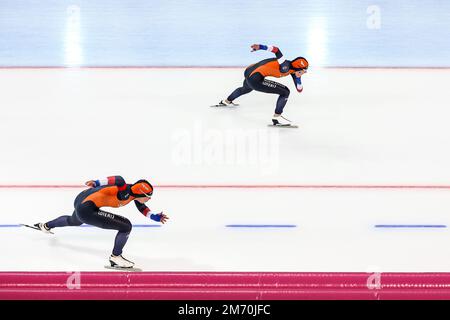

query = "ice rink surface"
(1, 67), (450, 272)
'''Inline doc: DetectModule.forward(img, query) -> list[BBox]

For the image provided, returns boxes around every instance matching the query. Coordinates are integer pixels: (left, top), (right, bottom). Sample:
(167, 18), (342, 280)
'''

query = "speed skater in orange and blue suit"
(217, 44), (308, 127)
(33, 176), (169, 269)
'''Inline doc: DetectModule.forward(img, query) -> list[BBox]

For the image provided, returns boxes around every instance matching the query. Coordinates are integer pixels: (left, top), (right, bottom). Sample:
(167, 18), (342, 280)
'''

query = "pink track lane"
(1, 272), (450, 300)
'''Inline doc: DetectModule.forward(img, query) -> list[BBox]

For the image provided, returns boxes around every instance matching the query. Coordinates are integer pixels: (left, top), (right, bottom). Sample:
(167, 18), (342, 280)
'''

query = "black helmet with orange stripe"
(291, 57), (309, 70)
(131, 179), (153, 198)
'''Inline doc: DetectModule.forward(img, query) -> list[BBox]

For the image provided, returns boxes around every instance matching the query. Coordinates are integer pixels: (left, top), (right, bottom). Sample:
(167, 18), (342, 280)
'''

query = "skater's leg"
(226, 79), (253, 102)
(247, 74), (293, 125)
(247, 75), (290, 112)
(262, 79), (291, 115)
(43, 188), (95, 229)
(76, 203), (132, 256)
(46, 211), (83, 229)
(113, 230), (131, 256)
(94, 211), (133, 256)
(247, 74), (293, 122)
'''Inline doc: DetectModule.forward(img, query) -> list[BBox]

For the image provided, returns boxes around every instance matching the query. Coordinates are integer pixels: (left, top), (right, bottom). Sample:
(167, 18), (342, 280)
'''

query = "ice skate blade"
(267, 124), (299, 129)
(21, 223), (54, 234)
(210, 104), (239, 108)
(105, 265), (142, 272)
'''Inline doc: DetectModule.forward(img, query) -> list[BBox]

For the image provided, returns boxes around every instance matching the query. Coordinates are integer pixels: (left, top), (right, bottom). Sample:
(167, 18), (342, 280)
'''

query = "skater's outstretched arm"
(250, 44), (290, 72)
(85, 176), (127, 190)
(291, 73), (303, 92)
(134, 201), (169, 224)
(291, 69), (307, 92)
(251, 44), (283, 59)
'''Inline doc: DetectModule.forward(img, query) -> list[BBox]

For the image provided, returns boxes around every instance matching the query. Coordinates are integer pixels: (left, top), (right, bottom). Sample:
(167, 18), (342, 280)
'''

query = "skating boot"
(270, 115), (298, 128)
(109, 254), (135, 269)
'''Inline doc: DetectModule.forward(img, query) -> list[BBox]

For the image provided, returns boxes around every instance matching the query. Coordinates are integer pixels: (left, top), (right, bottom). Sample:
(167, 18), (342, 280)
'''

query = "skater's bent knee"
(68, 216), (83, 226)
(120, 220), (132, 233)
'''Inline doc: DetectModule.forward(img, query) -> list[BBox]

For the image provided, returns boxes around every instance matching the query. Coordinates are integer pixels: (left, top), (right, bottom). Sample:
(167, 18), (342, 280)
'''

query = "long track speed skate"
(21, 223), (54, 234)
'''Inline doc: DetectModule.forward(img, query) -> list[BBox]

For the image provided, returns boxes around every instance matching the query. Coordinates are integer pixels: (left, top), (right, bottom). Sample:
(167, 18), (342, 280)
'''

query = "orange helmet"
(291, 57), (309, 70)
(131, 179), (153, 198)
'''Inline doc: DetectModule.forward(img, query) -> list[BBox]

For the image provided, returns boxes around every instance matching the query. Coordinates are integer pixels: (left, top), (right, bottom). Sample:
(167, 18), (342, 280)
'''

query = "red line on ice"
(1, 184), (450, 190)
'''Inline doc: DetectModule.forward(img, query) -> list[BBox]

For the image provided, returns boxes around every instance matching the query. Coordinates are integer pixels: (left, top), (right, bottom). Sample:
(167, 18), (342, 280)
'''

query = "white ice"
(1, 68), (450, 271)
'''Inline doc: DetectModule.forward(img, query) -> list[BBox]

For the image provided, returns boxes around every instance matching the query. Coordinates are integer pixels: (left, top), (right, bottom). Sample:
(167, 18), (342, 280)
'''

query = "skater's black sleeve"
(134, 200), (151, 217)
(134, 201), (163, 222)
(291, 73), (303, 92)
(271, 46), (283, 60)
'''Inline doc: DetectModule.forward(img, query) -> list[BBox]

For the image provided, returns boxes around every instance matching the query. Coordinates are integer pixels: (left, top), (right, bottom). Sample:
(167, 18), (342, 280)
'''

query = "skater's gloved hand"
(150, 212), (169, 224)
(250, 44), (261, 52)
(85, 180), (96, 188)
